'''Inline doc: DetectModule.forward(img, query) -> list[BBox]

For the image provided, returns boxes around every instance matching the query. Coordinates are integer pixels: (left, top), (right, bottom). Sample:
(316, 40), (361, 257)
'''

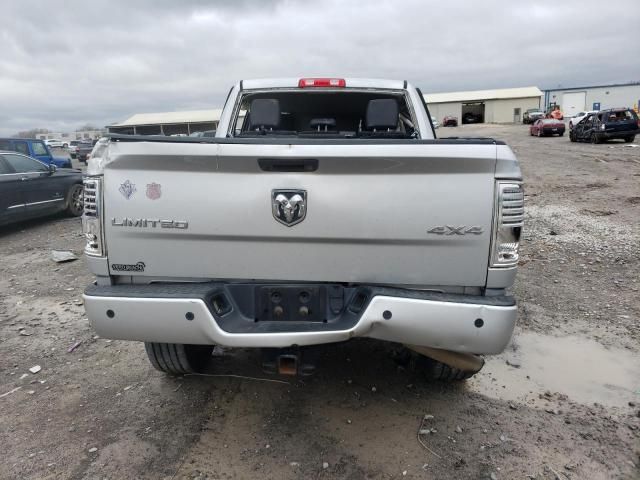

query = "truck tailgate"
(103, 142), (497, 286)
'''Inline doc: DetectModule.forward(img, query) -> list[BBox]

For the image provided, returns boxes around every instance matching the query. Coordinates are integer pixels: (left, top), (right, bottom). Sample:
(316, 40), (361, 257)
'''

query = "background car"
(0, 138), (72, 168)
(462, 112), (482, 124)
(570, 108), (639, 143)
(529, 118), (565, 137)
(442, 116), (458, 127)
(76, 142), (94, 163)
(189, 130), (217, 137)
(44, 139), (67, 148)
(523, 108), (545, 124)
(0, 151), (83, 226)
(569, 110), (598, 130)
(68, 140), (81, 158)
(430, 116), (440, 129)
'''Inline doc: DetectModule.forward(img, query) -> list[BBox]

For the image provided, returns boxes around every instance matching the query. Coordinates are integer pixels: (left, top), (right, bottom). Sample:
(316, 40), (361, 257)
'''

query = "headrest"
(310, 118), (336, 130)
(249, 99), (280, 129)
(365, 99), (399, 130)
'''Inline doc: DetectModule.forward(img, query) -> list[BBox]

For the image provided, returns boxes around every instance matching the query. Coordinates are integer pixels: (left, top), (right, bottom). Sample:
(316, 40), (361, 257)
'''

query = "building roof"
(110, 109), (222, 127)
(542, 81), (640, 93)
(424, 86), (543, 104)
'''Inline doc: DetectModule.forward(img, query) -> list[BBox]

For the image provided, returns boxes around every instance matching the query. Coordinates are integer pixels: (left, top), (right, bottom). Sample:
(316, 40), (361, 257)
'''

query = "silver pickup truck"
(82, 77), (523, 380)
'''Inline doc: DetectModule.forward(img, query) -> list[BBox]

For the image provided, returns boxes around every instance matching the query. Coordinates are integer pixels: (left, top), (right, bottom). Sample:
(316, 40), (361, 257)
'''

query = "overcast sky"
(1, 0), (638, 135)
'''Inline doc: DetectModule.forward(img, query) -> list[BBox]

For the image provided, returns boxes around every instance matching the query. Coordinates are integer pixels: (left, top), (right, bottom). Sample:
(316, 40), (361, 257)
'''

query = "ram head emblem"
(272, 190), (307, 226)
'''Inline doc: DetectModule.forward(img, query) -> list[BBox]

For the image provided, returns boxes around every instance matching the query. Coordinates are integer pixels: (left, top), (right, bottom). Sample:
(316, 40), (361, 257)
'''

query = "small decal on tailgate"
(111, 261), (146, 272)
(146, 182), (161, 200)
(118, 180), (137, 199)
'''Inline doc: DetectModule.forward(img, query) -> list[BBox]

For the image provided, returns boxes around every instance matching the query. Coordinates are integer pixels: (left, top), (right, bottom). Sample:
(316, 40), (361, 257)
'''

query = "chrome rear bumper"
(83, 285), (516, 355)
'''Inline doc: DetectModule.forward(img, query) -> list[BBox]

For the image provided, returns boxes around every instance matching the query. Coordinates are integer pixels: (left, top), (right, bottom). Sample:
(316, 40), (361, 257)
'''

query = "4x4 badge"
(272, 190), (307, 227)
(427, 225), (484, 235)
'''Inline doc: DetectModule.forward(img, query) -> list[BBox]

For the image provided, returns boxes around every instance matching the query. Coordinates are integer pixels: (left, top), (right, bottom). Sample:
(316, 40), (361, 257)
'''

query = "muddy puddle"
(469, 331), (640, 409)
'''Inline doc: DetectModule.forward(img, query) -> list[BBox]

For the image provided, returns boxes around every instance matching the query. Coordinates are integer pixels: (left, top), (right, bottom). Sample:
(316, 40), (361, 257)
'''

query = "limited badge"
(146, 182), (161, 200)
(119, 180), (136, 200)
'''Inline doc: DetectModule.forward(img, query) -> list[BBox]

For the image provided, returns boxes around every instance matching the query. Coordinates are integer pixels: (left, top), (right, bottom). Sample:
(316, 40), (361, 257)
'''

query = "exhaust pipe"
(405, 344), (484, 374)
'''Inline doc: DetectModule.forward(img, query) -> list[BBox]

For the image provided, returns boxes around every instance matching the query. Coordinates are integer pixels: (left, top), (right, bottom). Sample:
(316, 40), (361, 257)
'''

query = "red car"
(442, 116), (458, 127)
(530, 118), (565, 137)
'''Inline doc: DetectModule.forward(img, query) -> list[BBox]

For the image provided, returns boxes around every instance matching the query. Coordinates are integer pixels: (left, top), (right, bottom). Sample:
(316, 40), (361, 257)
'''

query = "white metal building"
(37, 129), (107, 142)
(543, 83), (640, 117)
(424, 87), (543, 124)
(108, 109), (222, 135)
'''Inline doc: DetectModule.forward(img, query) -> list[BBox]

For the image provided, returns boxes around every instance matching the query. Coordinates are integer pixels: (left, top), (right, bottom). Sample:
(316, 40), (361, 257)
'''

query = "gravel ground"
(1, 124), (639, 479)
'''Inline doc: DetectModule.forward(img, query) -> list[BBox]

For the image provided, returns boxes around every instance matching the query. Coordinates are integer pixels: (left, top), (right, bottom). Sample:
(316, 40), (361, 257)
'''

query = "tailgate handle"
(258, 158), (318, 172)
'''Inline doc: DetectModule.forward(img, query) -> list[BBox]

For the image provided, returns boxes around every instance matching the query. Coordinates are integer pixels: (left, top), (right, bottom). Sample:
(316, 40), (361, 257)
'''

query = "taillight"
(298, 78), (346, 88)
(491, 182), (523, 268)
(82, 176), (104, 256)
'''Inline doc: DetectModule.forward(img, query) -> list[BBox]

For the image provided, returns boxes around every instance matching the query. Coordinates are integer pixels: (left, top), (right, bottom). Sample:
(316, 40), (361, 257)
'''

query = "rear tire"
(65, 184), (83, 217)
(624, 136), (635, 143)
(559, 132), (564, 137)
(569, 132), (577, 142)
(145, 342), (213, 374)
(591, 133), (600, 144)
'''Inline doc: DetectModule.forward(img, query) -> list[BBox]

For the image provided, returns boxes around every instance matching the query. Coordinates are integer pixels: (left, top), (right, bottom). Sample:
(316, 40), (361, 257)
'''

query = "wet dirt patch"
(470, 332), (640, 409)
(580, 208), (617, 216)
(585, 182), (611, 189)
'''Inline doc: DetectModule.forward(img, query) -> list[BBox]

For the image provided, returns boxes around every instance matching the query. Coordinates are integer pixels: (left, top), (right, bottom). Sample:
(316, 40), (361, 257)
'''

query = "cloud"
(0, 0), (638, 135)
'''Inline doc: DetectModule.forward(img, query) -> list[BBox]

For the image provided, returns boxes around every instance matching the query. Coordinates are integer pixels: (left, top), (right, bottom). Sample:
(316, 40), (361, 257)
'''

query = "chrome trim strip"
(25, 198), (64, 206)
(0, 172), (42, 177)
(7, 204), (26, 209)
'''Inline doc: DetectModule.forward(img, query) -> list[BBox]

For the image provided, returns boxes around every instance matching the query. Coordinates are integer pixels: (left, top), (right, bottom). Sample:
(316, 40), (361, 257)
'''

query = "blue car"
(0, 138), (72, 168)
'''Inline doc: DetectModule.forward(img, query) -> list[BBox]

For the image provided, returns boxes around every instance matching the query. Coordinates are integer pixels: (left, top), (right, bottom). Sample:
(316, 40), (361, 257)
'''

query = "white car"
(431, 116), (440, 129)
(68, 140), (82, 157)
(569, 110), (598, 130)
(44, 139), (67, 148)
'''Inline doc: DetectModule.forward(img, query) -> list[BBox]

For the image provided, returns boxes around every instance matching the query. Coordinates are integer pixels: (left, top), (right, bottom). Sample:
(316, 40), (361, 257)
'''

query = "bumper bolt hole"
(383, 310), (392, 320)
(106, 309), (114, 318)
(474, 318), (484, 328)
(185, 312), (194, 321)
